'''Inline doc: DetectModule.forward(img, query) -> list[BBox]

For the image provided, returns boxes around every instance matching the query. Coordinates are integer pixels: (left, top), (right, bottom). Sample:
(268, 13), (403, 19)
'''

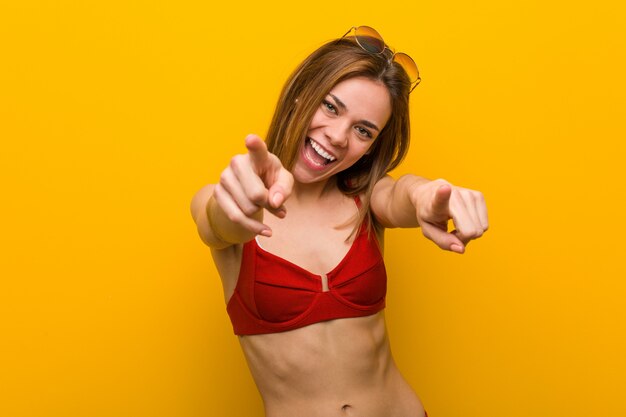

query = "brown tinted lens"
(393, 52), (419, 83)
(354, 26), (385, 54)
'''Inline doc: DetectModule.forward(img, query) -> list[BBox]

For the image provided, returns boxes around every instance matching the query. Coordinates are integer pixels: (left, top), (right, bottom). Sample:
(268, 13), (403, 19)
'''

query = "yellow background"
(1, 1), (625, 416)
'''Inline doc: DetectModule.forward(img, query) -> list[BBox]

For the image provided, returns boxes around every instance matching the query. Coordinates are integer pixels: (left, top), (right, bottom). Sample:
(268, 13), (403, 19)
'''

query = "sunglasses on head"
(339, 26), (421, 93)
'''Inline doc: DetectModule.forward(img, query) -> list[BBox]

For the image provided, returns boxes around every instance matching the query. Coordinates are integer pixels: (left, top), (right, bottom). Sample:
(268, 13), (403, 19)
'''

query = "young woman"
(191, 26), (488, 417)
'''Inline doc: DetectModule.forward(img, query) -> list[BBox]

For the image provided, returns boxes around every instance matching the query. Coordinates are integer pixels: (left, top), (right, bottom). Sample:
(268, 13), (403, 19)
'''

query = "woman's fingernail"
(272, 193), (282, 207)
(260, 229), (272, 237)
(451, 244), (464, 253)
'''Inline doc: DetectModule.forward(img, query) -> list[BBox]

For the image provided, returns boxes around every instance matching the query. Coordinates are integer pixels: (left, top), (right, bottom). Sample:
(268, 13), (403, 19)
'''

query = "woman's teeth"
(309, 139), (336, 163)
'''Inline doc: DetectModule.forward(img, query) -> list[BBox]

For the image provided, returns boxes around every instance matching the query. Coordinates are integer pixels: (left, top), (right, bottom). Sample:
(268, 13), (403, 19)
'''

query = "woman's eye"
(356, 126), (373, 139)
(322, 100), (337, 114)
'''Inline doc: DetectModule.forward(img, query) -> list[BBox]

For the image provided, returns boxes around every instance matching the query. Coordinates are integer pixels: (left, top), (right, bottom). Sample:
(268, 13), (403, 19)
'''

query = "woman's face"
(292, 76), (392, 184)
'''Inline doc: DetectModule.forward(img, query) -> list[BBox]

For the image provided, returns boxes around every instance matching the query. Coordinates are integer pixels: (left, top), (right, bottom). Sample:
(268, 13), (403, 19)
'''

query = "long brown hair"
(265, 37), (412, 236)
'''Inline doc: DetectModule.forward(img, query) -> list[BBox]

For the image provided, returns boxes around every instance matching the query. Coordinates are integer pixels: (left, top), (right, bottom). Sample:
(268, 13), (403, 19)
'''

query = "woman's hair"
(265, 37), (412, 236)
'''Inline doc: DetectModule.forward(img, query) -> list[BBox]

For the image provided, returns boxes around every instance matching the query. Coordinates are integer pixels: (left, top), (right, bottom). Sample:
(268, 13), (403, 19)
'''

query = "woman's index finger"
(245, 134), (270, 171)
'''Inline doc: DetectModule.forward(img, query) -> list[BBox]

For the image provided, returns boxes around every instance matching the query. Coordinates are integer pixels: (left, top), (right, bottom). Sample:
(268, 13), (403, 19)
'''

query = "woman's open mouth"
(302, 137), (336, 170)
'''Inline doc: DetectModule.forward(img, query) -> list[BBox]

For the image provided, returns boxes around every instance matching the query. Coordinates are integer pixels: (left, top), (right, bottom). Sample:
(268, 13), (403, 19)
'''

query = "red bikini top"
(226, 199), (387, 335)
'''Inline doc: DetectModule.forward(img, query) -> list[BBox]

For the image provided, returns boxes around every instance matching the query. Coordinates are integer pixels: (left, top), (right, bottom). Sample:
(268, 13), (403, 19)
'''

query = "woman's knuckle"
(242, 204), (259, 216)
(249, 189), (266, 204)
(457, 228), (471, 240)
(219, 171), (230, 185)
(230, 154), (245, 169)
(287, 173), (295, 187)
(227, 211), (242, 223)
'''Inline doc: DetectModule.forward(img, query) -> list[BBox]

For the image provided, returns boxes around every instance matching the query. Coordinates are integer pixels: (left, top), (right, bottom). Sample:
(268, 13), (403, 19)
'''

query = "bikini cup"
(252, 223), (387, 323)
(226, 196), (387, 335)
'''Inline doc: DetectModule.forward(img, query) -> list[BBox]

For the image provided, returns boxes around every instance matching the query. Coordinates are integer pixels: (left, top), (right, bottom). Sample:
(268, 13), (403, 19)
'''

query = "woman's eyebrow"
(329, 93), (348, 111)
(360, 120), (380, 132)
(328, 93), (381, 132)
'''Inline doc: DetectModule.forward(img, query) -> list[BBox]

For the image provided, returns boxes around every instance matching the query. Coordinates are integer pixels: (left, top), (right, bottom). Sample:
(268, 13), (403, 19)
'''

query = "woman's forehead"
(328, 77), (392, 126)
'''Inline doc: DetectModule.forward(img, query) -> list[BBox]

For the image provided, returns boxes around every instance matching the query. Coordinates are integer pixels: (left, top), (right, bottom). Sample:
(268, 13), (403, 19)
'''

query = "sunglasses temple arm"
(409, 77), (422, 93)
(339, 27), (356, 40)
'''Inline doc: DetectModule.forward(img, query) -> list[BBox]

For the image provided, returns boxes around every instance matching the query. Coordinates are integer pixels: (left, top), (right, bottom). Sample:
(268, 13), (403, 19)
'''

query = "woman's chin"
(292, 163), (332, 185)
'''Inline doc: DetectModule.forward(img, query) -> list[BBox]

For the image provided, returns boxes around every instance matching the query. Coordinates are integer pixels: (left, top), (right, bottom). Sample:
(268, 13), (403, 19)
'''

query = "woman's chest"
(256, 219), (356, 276)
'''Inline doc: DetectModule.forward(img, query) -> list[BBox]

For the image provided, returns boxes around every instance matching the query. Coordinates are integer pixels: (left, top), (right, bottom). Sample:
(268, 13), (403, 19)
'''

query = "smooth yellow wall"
(1, 1), (624, 416)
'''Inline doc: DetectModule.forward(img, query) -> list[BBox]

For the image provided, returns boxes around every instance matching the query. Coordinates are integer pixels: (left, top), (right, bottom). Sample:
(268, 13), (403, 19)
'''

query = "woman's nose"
(325, 121), (349, 148)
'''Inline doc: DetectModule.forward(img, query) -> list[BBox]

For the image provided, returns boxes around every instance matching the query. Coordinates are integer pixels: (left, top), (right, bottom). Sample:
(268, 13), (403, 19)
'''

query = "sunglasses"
(339, 26), (421, 93)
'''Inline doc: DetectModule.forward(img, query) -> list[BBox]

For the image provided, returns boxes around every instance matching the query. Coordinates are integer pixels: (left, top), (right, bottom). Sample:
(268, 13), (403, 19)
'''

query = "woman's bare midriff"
(238, 312), (425, 417)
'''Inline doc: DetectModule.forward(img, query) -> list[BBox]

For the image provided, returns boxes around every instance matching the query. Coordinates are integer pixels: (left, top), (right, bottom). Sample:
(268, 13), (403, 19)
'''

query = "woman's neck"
(291, 176), (339, 204)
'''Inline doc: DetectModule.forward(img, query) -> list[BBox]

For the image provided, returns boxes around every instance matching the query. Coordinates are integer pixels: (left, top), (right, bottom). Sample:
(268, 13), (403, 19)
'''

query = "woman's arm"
(190, 184), (261, 249)
(370, 175), (429, 228)
(371, 174), (489, 253)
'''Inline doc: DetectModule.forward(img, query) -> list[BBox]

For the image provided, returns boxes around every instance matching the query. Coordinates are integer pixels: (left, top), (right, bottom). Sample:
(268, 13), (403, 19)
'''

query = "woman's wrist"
(205, 193), (264, 246)
(205, 195), (232, 246)
(403, 175), (432, 209)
